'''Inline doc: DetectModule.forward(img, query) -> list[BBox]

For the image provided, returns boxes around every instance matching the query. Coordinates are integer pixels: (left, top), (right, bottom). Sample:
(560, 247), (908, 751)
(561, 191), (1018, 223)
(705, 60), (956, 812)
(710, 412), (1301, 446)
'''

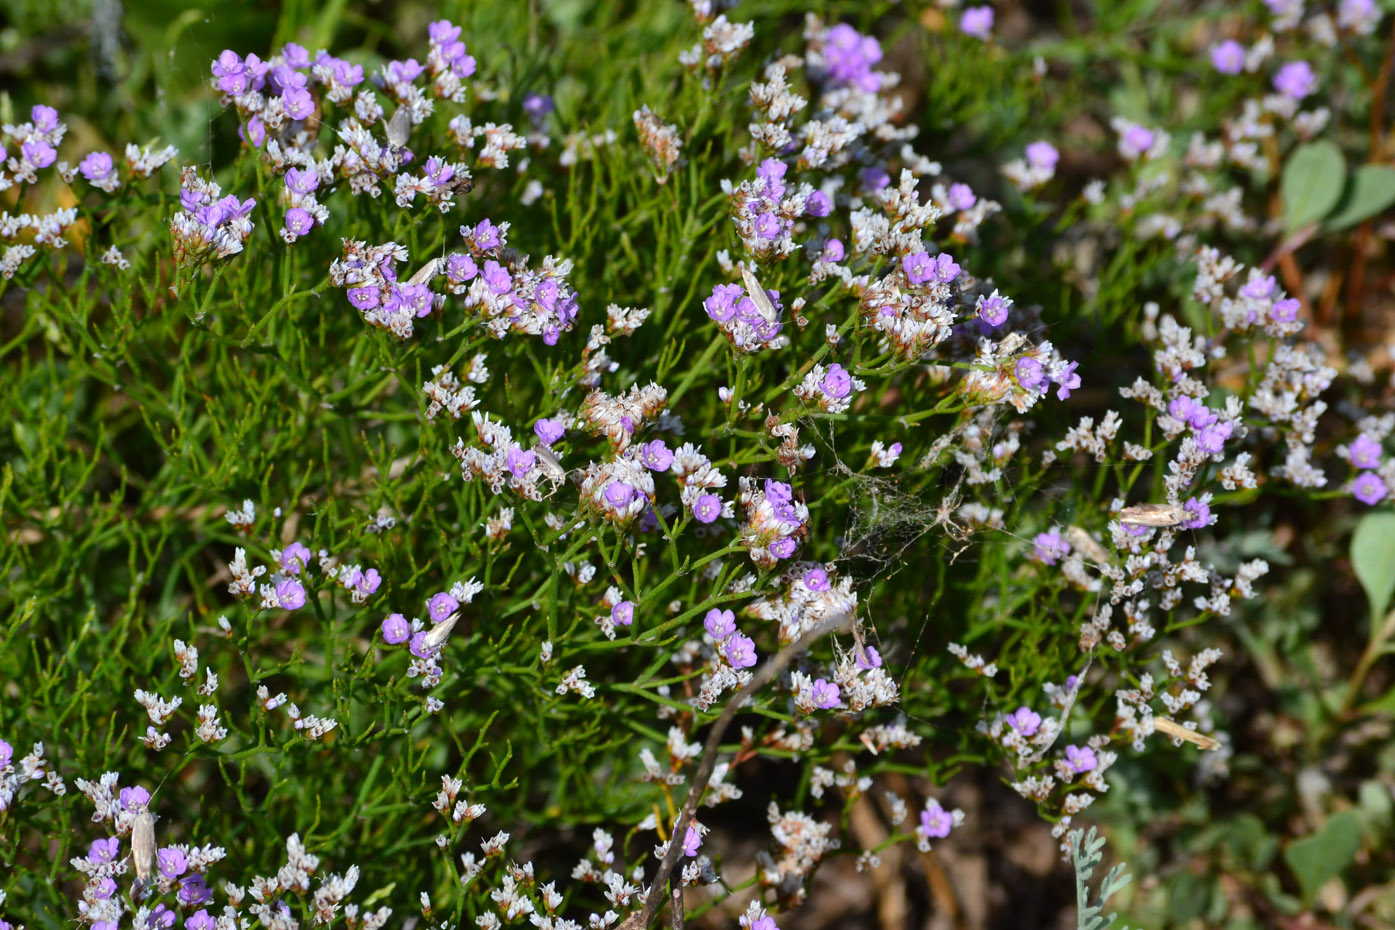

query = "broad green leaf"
(1352, 512), (1395, 622)
(1281, 141), (1345, 231)
(1325, 164), (1395, 230)
(1282, 811), (1362, 905)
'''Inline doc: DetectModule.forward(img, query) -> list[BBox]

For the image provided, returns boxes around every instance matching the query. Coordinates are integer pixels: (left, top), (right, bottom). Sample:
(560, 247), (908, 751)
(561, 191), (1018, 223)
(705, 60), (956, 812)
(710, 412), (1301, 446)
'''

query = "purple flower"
(284, 207), (314, 238)
(1349, 434), (1383, 469)
(1271, 298), (1300, 323)
(682, 824), (702, 857)
(811, 678), (841, 709)
(1196, 421), (1233, 455)
(947, 183), (976, 211)
(820, 364), (852, 399)
(959, 6), (994, 40)
(281, 87), (314, 120)
(757, 158), (787, 197)
(1064, 744), (1097, 774)
(824, 23), (884, 92)
(693, 494), (722, 523)
(408, 631), (433, 658)
(1212, 40), (1245, 75)
(856, 645), (882, 670)
(822, 238), (845, 262)
(604, 482), (637, 510)
(150, 905), (176, 930)
(769, 537), (797, 559)
(185, 910), (216, 930)
(348, 287), (380, 311)
(704, 283), (743, 322)
(534, 418), (565, 445)
(977, 293), (1010, 327)
(1006, 706), (1041, 736)
(428, 592), (459, 623)
(1025, 140), (1058, 171)
(241, 115), (266, 147)
(1274, 61), (1316, 100)
(177, 874), (212, 907)
(932, 253), (961, 283)
(902, 251), (933, 284)
(279, 541), (312, 575)
(724, 632), (757, 668)
(351, 568), (381, 596)
(1053, 361), (1081, 400)
(482, 260), (512, 295)
(447, 253), (478, 283)
(804, 568), (829, 591)
(608, 600), (634, 627)
(119, 785), (150, 809)
(1015, 358), (1046, 391)
(285, 167), (319, 195)
(506, 445), (537, 478)
(805, 190), (832, 217)
(387, 58), (425, 85)
(471, 219), (502, 250)
(640, 440), (674, 472)
(1033, 531), (1071, 565)
(275, 578), (306, 610)
(22, 140), (56, 169)
(0, 740), (11, 768)
(754, 212), (781, 240)
(1121, 125), (1155, 159)
(381, 613), (410, 645)
(157, 846), (188, 879)
(522, 93), (554, 120)
(424, 157), (455, 188)
(79, 151), (117, 185)
(920, 800), (953, 838)
(88, 837), (120, 863)
(1242, 274), (1276, 300)
(860, 166), (890, 192)
(32, 104), (59, 132)
(282, 42), (310, 68)
(1354, 472), (1387, 506)
(90, 877), (118, 900)
(751, 919), (778, 930)
(1182, 497), (1211, 530)
(704, 608), (736, 640)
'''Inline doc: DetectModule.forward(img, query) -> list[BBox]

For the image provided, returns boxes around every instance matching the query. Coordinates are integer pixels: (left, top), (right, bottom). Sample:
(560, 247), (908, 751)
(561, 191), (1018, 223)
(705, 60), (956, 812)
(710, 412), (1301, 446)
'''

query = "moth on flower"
(423, 611), (459, 652)
(1064, 525), (1110, 564)
(1152, 717), (1221, 751)
(131, 809), (156, 893)
(739, 265), (780, 326)
(1117, 503), (1188, 527)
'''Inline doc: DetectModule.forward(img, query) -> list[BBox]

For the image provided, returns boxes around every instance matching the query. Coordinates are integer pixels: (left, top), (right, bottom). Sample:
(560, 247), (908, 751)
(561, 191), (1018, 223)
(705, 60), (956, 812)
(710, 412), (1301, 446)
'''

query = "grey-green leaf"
(1282, 811), (1363, 905)
(1325, 164), (1395, 230)
(1281, 140), (1345, 231)
(1352, 511), (1395, 622)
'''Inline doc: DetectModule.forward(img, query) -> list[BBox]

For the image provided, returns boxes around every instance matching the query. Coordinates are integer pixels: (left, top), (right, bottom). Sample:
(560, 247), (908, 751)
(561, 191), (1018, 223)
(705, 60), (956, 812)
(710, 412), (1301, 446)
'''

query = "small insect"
(1117, 502), (1189, 528)
(423, 612), (459, 652)
(1064, 525), (1110, 565)
(131, 808), (156, 892)
(405, 257), (442, 287)
(534, 443), (580, 488)
(739, 265), (780, 326)
(385, 106), (413, 151)
(1152, 716), (1221, 751)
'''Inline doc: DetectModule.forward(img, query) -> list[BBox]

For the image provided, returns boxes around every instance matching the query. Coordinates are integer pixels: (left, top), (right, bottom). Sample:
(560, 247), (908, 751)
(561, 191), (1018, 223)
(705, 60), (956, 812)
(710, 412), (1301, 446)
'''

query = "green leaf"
(1281, 141), (1346, 231)
(1325, 165), (1395, 230)
(1352, 512), (1395, 622)
(1282, 811), (1363, 905)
